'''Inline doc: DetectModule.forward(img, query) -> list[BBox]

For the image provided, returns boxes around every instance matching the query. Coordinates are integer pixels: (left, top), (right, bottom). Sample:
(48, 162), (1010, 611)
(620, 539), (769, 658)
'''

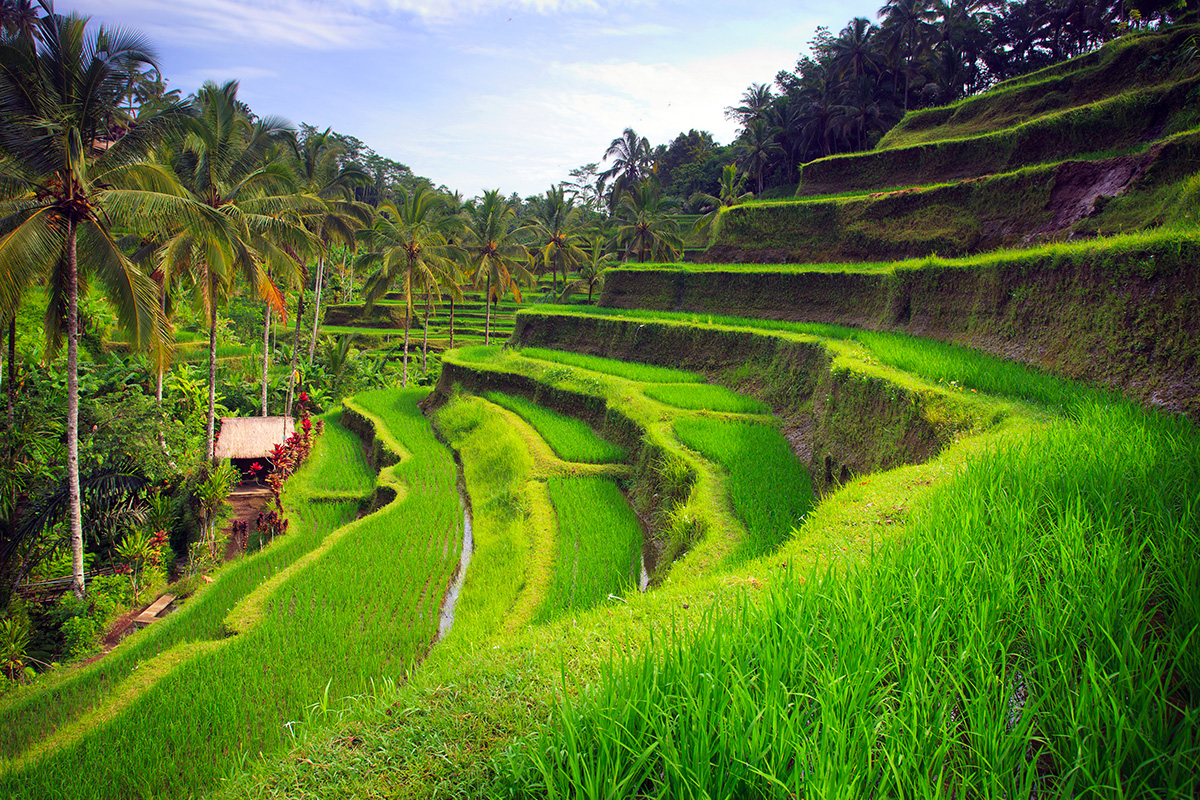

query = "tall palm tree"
(725, 82), (776, 126)
(614, 180), (683, 264)
(831, 17), (884, 80)
(879, 0), (939, 112)
(559, 235), (616, 303)
(462, 190), (530, 345)
(164, 80), (316, 460)
(357, 187), (458, 386)
(689, 164), (754, 244)
(599, 128), (653, 211)
(528, 186), (586, 296)
(0, 9), (218, 598)
(736, 119), (784, 196)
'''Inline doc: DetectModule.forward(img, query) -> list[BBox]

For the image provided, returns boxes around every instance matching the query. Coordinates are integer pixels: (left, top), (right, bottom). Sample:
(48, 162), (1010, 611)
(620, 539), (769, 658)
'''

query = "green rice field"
(519, 347), (702, 384)
(535, 476), (644, 623)
(643, 383), (771, 414)
(483, 391), (627, 464)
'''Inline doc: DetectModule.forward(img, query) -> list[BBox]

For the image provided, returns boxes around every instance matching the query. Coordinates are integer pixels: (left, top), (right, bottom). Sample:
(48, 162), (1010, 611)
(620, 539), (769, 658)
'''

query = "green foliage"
(535, 477), (642, 622)
(520, 346), (702, 384)
(644, 383), (770, 414)
(675, 418), (813, 559)
(500, 402), (1200, 797)
(483, 391), (626, 464)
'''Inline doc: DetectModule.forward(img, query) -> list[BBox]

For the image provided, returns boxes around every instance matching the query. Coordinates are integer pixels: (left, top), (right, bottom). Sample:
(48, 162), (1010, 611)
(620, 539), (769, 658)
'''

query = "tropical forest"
(1, 0), (1198, 797)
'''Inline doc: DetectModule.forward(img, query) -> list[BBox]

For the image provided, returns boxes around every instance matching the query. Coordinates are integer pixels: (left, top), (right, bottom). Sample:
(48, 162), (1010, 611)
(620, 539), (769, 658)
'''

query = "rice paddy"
(674, 417), (813, 559)
(519, 346), (702, 384)
(643, 382), (771, 414)
(498, 401), (1200, 798)
(483, 391), (627, 464)
(0, 390), (464, 800)
(535, 476), (644, 623)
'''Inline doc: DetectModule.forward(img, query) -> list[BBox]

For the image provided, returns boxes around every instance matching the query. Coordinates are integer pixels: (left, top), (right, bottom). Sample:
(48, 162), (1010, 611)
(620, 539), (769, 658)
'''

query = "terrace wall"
(600, 236), (1200, 418)
(508, 313), (964, 495)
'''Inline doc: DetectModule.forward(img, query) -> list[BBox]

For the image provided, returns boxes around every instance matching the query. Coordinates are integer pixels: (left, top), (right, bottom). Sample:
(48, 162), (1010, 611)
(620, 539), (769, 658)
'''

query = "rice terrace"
(1, 1), (1199, 798)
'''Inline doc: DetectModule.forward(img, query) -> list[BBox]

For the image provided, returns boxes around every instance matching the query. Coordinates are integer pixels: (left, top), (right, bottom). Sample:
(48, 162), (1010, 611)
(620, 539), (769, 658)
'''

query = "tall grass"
(524, 305), (1104, 412)
(1, 390), (463, 800)
(643, 383), (770, 414)
(291, 409), (376, 496)
(498, 402), (1200, 798)
(483, 391), (626, 464)
(675, 418), (813, 559)
(520, 347), (702, 384)
(535, 477), (643, 623)
(0, 412), (366, 763)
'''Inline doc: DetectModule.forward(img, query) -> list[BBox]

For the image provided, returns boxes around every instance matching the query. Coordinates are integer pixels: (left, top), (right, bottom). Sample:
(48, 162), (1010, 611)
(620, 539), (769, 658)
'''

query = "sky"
(64, 0), (880, 198)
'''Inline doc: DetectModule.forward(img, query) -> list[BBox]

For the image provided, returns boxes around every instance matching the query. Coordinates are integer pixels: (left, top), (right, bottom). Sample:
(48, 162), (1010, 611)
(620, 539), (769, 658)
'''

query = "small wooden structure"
(132, 593), (176, 627)
(213, 416), (294, 461)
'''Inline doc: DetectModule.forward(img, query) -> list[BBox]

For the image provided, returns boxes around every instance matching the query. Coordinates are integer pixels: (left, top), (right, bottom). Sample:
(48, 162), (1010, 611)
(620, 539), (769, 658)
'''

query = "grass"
(534, 476), (643, 623)
(519, 346), (702, 384)
(483, 391), (627, 465)
(0, 412), (366, 766)
(674, 418), (813, 560)
(0, 390), (464, 800)
(498, 400), (1200, 797)
(520, 304), (1103, 414)
(643, 383), (770, 414)
(290, 409), (376, 497)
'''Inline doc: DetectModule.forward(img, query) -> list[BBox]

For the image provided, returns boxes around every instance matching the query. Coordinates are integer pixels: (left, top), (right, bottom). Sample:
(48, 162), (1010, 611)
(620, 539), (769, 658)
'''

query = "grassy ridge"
(483, 391), (627, 465)
(2, 390), (461, 799)
(500, 401), (1200, 797)
(0, 412), (367, 764)
(292, 409), (376, 497)
(674, 418), (813, 560)
(535, 476), (643, 622)
(643, 383), (770, 414)
(520, 346), (702, 384)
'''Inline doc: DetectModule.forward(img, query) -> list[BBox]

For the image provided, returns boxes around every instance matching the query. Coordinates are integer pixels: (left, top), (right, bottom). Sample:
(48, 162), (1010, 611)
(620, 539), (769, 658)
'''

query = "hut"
(213, 416), (294, 479)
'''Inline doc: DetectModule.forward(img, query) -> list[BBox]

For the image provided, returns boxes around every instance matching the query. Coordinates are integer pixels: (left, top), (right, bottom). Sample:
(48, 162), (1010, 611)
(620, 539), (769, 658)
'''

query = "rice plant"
(643, 383), (770, 414)
(675, 417), (813, 559)
(520, 347), (702, 384)
(499, 401), (1200, 798)
(534, 477), (643, 623)
(483, 391), (626, 464)
(1, 390), (463, 800)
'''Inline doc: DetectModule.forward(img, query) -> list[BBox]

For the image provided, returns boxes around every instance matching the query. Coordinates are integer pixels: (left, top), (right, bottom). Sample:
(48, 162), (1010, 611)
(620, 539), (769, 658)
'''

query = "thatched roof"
(214, 417), (294, 460)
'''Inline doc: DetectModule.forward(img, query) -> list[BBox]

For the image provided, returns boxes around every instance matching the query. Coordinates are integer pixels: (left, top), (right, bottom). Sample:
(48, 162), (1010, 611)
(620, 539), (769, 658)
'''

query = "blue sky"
(66, 1), (879, 198)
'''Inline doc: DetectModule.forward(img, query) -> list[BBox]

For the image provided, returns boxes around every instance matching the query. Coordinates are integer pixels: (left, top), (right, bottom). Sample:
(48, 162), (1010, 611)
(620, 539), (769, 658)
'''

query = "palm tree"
(735, 119), (784, 196)
(527, 186), (586, 296)
(164, 80), (316, 460)
(614, 180), (683, 264)
(357, 187), (458, 386)
(559, 235), (616, 303)
(879, 0), (939, 112)
(0, 9), (218, 598)
(725, 82), (775, 126)
(831, 17), (884, 80)
(599, 128), (653, 211)
(462, 190), (530, 344)
(689, 164), (754, 244)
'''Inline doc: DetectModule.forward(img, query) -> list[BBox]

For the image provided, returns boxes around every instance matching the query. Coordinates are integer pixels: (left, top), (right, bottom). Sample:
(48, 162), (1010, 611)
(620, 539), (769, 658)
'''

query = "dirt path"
(223, 483), (275, 560)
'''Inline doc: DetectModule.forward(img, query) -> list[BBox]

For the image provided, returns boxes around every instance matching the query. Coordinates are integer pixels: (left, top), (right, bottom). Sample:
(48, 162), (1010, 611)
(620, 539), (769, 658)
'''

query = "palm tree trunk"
(422, 296), (430, 374)
(485, 274), (492, 346)
(6, 315), (15, 427)
(307, 256), (324, 366)
(402, 305), (411, 388)
(205, 298), (219, 465)
(285, 292), (304, 416)
(449, 298), (455, 349)
(67, 219), (85, 600)
(260, 303), (271, 416)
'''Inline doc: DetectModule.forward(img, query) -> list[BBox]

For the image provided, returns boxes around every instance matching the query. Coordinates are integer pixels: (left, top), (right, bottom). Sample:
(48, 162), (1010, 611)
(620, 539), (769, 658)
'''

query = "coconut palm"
(689, 164), (754, 244)
(461, 190), (530, 345)
(163, 80), (317, 460)
(599, 128), (653, 211)
(559, 235), (616, 303)
(614, 180), (683, 264)
(0, 9), (222, 598)
(357, 187), (458, 386)
(879, 0), (939, 112)
(735, 119), (784, 196)
(527, 186), (586, 296)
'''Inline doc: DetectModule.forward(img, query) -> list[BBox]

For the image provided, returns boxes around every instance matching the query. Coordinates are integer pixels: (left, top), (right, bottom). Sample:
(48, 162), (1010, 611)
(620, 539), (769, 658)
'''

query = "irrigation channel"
(437, 463), (474, 641)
